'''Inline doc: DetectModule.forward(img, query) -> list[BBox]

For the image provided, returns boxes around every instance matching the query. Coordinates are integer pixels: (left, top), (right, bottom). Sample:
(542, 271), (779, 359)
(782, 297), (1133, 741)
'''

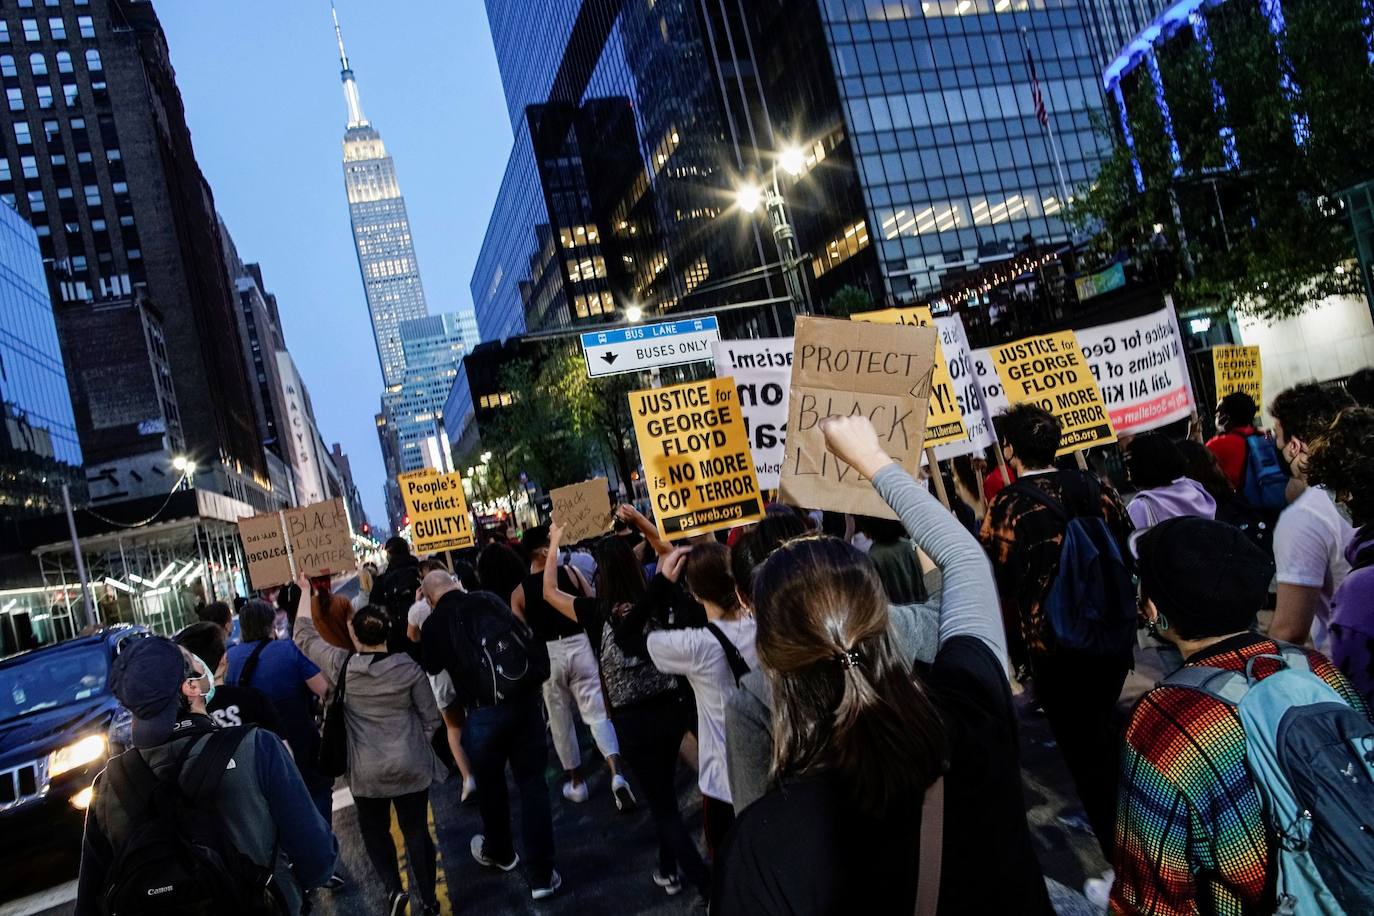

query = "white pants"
(543, 633), (619, 770)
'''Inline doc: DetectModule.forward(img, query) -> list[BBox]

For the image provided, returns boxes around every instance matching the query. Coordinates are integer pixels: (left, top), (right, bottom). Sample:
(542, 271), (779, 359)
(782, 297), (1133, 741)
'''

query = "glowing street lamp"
(735, 144), (813, 316)
(735, 182), (762, 214)
(625, 304), (645, 323)
(779, 144), (806, 177)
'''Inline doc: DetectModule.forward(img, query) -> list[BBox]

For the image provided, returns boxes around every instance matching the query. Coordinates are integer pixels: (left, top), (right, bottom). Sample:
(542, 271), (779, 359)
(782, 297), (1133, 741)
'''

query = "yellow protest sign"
(1212, 344), (1262, 408)
(851, 306), (967, 446)
(629, 376), (765, 538)
(399, 468), (475, 552)
(990, 330), (1116, 456)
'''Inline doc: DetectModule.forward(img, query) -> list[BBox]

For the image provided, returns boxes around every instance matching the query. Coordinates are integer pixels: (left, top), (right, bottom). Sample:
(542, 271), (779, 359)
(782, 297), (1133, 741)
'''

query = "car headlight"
(69, 785), (95, 810)
(48, 734), (108, 777)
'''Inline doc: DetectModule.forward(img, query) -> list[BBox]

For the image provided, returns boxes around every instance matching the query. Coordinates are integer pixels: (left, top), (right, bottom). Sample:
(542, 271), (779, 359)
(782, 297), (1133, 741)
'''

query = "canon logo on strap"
(147, 885), (174, 896)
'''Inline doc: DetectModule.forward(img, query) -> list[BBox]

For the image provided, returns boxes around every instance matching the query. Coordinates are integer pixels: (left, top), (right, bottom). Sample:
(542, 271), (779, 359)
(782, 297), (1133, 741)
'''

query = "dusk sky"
(157, 1), (512, 529)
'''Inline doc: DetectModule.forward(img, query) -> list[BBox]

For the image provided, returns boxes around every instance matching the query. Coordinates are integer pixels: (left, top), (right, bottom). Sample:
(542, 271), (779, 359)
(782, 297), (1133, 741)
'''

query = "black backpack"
(445, 591), (550, 707)
(102, 727), (286, 916)
(377, 562), (423, 653)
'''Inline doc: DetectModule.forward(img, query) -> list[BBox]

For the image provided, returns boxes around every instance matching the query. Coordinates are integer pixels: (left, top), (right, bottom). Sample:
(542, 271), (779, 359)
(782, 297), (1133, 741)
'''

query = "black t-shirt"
(523, 568), (584, 642)
(714, 636), (1052, 916)
(207, 684), (285, 737)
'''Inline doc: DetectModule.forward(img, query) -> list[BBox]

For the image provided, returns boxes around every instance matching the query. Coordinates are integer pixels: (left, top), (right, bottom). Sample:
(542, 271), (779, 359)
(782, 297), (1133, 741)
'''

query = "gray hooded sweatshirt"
(294, 614), (446, 798)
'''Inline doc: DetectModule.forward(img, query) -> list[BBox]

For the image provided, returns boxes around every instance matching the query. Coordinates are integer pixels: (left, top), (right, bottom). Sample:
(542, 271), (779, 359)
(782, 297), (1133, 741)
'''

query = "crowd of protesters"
(72, 370), (1374, 916)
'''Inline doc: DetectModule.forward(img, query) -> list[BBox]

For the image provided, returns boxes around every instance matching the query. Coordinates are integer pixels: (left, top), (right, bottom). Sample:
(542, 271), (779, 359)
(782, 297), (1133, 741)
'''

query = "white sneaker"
(531, 869), (563, 900)
(611, 774), (637, 812)
(1083, 869), (1114, 913)
(561, 779), (589, 803)
(469, 834), (519, 872)
(653, 870), (683, 896)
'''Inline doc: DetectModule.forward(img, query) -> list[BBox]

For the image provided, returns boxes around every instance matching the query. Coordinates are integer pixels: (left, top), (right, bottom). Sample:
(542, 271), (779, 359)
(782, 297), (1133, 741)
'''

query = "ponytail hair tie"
(837, 649), (862, 670)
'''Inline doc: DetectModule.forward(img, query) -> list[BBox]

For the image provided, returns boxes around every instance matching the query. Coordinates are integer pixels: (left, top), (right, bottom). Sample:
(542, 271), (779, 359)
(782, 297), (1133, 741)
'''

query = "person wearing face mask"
(292, 572), (447, 916)
(1267, 383), (1357, 650)
(176, 621), (284, 736)
(75, 636), (337, 916)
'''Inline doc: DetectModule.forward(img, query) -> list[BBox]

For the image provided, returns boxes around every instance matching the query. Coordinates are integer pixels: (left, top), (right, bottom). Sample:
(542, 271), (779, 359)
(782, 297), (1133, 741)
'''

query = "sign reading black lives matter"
(629, 376), (765, 538)
(779, 316), (936, 520)
(282, 498), (357, 578)
(399, 468), (475, 552)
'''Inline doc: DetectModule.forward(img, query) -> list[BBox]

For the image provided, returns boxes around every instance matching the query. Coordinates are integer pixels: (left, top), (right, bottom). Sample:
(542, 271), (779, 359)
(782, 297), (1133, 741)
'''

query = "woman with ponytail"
(714, 416), (1051, 915)
(293, 572), (447, 916)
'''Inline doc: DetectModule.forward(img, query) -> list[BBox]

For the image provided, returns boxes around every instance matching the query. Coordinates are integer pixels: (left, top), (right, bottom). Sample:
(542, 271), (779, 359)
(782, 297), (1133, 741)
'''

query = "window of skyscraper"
(85, 49), (100, 71)
(77, 16), (94, 39)
(2, 56), (16, 78)
(7, 89), (22, 112)
(36, 85), (51, 108)
(0, 22), (10, 44)
(14, 122), (31, 146)
(30, 52), (46, 76)
(21, 155), (36, 178)
(21, 20), (38, 42)
(56, 50), (71, 73)
(47, 18), (64, 41)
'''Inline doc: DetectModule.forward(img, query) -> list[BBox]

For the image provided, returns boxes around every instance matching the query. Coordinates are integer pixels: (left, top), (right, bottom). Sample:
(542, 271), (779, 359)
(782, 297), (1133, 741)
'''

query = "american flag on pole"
(1026, 46), (1049, 127)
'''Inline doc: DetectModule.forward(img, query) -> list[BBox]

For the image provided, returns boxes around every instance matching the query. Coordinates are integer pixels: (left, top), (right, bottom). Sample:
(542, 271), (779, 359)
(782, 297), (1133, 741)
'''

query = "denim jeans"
(461, 694), (556, 884)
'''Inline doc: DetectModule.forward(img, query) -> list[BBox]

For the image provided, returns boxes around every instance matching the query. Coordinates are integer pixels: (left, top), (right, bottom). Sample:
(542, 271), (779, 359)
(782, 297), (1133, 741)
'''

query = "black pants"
(462, 695), (556, 885)
(354, 789), (437, 908)
(1030, 650), (1130, 863)
(613, 693), (709, 895)
(702, 793), (736, 863)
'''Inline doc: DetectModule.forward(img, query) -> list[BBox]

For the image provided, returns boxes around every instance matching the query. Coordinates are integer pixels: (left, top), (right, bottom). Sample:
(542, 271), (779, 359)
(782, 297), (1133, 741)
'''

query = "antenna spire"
(331, 4), (368, 129)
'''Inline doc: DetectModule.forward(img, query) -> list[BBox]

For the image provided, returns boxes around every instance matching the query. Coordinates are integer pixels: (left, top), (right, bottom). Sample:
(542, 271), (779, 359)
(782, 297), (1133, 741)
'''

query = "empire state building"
(334, 6), (428, 388)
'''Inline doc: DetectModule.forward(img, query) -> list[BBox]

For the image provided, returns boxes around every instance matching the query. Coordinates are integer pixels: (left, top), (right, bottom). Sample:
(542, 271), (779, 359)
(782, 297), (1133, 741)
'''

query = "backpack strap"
(237, 639), (270, 688)
(914, 775), (945, 916)
(182, 727), (252, 803)
(1162, 663), (1249, 706)
(704, 622), (751, 686)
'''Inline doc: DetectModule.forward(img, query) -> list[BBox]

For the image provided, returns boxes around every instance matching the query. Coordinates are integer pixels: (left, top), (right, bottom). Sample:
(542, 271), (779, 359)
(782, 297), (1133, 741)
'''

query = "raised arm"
(819, 416), (1007, 663)
(616, 504), (673, 557)
(291, 572), (349, 685)
(542, 522), (580, 622)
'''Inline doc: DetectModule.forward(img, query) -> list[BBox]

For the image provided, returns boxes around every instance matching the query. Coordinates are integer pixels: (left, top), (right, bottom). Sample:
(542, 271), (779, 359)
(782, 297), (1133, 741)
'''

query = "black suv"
(0, 625), (146, 893)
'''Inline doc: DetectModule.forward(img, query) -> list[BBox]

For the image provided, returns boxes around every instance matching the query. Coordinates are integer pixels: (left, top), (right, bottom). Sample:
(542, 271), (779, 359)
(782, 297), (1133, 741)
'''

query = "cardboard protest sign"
(932, 315), (997, 460)
(399, 468), (475, 552)
(282, 498), (357, 578)
(237, 512), (292, 590)
(629, 376), (765, 538)
(549, 478), (612, 544)
(990, 330), (1116, 456)
(1076, 307), (1195, 434)
(1212, 344), (1262, 408)
(779, 316), (936, 519)
(711, 337), (792, 489)
(850, 307), (967, 447)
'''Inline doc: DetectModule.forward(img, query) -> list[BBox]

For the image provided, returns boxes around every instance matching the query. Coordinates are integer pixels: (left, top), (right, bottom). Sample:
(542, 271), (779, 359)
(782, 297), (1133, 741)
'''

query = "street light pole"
(763, 169), (809, 317)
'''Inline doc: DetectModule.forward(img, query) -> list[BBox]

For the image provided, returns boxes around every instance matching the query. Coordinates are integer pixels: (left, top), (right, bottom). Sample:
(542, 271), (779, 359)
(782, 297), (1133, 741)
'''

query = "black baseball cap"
(111, 636), (185, 748)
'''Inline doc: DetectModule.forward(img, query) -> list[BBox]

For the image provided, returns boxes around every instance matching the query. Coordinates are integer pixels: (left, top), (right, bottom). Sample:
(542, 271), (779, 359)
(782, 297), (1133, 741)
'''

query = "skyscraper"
(0, 0), (270, 508)
(334, 5), (430, 388)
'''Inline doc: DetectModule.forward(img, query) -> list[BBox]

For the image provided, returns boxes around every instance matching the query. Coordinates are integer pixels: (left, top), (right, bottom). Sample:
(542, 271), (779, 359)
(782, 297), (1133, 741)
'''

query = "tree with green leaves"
(826, 284), (877, 318)
(1074, 0), (1373, 320)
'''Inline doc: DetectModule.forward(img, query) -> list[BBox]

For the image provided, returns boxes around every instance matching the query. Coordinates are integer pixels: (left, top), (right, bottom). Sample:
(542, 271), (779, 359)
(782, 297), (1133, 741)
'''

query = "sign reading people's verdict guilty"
(399, 468), (475, 552)
(779, 316), (936, 519)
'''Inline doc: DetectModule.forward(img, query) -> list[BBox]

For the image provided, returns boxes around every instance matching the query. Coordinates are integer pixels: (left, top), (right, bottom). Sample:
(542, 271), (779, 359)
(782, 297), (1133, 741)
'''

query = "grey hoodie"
(1127, 477), (1217, 531)
(294, 614), (446, 798)
(724, 463), (1007, 813)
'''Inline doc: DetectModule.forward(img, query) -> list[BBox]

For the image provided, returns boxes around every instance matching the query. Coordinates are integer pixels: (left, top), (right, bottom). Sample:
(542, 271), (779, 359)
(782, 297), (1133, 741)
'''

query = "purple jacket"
(1127, 478), (1217, 531)
(1330, 525), (1374, 707)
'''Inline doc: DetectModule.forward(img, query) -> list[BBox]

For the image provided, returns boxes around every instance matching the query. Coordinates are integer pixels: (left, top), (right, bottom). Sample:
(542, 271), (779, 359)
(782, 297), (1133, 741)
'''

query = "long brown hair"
(683, 541), (741, 616)
(753, 535), (947, 816)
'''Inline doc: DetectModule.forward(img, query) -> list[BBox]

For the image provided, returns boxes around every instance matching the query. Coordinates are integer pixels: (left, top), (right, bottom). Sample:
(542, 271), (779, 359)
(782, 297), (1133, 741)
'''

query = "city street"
(0, 680), (1108, 916)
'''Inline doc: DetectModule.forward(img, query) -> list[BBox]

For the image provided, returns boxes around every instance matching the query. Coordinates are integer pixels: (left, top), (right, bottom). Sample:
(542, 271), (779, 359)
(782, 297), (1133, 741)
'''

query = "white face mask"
(185, 652), (216, 705)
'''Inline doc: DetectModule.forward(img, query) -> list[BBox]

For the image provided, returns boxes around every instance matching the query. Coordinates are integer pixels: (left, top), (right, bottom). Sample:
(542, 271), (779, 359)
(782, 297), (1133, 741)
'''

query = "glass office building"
(383, 313), (467, 473)
(754, 0), (1114, 306)
(473, 0), (782, 342)
(0, 197), (82, 529)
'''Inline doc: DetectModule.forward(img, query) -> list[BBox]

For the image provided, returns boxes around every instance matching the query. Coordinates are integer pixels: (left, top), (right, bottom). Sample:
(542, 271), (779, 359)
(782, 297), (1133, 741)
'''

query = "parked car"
(0, 625), (146, 892)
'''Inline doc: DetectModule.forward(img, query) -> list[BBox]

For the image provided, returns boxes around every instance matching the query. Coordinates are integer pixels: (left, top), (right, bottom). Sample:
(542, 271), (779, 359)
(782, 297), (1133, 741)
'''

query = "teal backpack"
(1166, 646), (1374, 914)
